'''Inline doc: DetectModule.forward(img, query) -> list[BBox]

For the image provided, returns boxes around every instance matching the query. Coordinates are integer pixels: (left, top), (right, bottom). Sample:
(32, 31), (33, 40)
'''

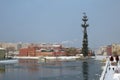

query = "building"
(106, 45), (112, 56)
(97, 43), (120, 56)
(18, 44), (65, 57)
(96, 46), (107, 55)
(97, 45), (112, 56)
(0, 48), (6, 60)
(112, 44), (120, 55)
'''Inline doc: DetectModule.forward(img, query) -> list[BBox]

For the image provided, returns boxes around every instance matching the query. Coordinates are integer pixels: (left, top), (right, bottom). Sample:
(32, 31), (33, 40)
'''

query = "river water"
(0, 59), (103, 80)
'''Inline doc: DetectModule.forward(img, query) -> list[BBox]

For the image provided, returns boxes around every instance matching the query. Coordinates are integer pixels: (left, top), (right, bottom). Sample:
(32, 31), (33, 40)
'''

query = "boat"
(100, 56), (120, 80)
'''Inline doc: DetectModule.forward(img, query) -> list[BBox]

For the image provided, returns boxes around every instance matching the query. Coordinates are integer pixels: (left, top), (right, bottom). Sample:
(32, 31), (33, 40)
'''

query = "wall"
(0, 49), (6, 59)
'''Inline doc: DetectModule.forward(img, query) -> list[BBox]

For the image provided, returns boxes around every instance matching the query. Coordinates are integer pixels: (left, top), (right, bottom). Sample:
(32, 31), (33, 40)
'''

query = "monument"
(81, 13), (89, 57)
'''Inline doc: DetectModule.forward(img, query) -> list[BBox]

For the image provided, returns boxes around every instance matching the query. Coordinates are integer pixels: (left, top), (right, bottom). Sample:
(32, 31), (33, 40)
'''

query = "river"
(0, 59), (103, 80)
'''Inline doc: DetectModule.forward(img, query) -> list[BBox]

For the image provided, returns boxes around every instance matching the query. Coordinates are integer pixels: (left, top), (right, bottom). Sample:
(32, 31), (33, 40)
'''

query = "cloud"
(61, 39), (80, 44)
(61, 40), (73, 44)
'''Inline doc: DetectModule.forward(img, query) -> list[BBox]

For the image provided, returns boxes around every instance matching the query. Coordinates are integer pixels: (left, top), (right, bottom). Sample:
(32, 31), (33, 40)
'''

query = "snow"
(0, 59), (18, 64)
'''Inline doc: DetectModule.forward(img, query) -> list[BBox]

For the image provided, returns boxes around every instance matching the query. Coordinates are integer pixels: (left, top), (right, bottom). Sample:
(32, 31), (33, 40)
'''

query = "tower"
(81, 13), (89, 57)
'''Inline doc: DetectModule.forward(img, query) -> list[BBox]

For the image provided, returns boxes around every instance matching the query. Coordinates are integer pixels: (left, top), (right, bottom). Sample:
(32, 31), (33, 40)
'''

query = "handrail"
(100, 58), (109, 80)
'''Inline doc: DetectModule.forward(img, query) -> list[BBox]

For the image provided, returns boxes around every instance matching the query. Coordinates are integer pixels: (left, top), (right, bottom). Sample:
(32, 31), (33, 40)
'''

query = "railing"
(100, 58), (109, 80)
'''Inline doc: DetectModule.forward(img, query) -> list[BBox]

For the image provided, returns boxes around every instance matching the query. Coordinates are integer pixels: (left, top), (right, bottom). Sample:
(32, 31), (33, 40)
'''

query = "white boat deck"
(104, 66), (115, 80)
(100, 57), (120, 80)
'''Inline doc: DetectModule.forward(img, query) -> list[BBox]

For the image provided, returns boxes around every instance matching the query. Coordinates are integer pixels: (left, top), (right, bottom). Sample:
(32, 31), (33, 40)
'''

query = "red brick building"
(19, 48), (28, 56)
(106, 45), (112, 56)
(18, 44), (65, 57)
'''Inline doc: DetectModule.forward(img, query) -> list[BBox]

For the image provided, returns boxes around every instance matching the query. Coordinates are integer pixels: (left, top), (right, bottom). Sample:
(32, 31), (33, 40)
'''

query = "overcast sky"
(0, 0), (120, 49)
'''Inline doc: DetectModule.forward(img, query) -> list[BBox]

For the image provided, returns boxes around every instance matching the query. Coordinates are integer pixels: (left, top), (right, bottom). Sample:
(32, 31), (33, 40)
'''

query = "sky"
(0, 0), (120, 49)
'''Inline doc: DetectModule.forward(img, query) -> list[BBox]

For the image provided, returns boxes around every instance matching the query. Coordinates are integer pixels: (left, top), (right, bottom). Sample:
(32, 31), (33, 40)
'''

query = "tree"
(113, 51), (117, 56)
(64, 47), (79, 56)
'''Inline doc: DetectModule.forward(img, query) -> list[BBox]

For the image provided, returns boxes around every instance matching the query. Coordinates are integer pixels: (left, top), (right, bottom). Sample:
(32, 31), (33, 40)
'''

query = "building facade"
(0, 48), (6, 60)
(97, 44), (120, 56)
(18, 44), (65, 57)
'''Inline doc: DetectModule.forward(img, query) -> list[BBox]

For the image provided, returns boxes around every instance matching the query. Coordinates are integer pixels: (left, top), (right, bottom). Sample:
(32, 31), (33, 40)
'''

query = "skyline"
(0, 0), (120, 49)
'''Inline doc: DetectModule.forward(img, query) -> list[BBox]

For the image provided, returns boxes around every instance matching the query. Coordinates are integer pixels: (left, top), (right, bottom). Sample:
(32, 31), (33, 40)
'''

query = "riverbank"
(13, 56), (98, 62)
(13, 56), (81, 60)
(0, 59), (18, 64)
(95, 55), (107, 61)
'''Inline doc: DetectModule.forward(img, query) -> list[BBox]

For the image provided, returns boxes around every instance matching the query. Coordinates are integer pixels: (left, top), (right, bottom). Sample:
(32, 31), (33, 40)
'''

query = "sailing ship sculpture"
(81, 13), (89, 57)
